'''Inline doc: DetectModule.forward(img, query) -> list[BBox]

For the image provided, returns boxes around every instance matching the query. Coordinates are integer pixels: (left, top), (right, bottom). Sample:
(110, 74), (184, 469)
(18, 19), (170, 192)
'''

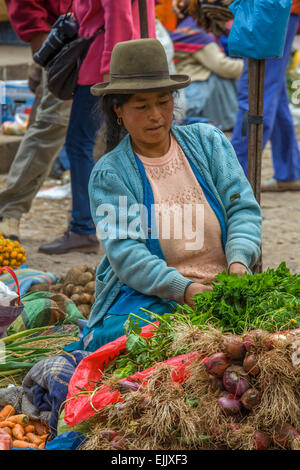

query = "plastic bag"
(0, 281), (18, 307)
(228, 0), (292, 58)
(64, 322), (200, 427)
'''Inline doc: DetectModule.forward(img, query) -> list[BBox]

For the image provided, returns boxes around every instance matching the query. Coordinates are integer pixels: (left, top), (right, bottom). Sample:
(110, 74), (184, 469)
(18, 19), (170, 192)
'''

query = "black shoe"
(38, 231), (99, 255)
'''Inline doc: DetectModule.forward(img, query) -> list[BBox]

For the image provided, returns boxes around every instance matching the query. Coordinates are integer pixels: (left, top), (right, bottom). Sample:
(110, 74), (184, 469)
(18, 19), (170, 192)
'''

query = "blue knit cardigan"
(87, 123), (262, 328)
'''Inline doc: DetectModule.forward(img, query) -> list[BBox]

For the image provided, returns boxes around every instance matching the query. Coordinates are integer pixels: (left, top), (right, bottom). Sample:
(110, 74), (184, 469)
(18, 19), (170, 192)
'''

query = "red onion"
(243, 329), (272, 352)
(119, 379), (141, 392)
(223, 365), (250, 396)
(217, 393), (242, 416)
(240, 388), (261, 410)
(243, 353), (260, 376)
(204, 352), (230, 377)
(274, 422), (299, 447)
(209, 375), (224, 393)
(223, 335), (246, 361)
(100, 429), (117, 441)
(111, 435), (127, 450)
(253, 431), (271, 450)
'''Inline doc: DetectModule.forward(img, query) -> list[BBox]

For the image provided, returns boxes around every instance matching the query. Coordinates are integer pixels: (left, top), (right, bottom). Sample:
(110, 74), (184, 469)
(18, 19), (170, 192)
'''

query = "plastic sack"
(64, 322), (200, 427)
(228, 0), (292, 59)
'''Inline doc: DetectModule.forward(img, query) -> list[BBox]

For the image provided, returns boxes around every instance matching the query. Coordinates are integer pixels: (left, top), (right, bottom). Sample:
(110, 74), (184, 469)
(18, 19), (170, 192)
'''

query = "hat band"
(110, 71), (170, 80)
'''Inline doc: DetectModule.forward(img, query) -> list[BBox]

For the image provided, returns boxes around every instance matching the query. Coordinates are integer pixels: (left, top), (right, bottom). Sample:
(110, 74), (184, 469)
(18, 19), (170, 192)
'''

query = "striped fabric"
(0, 268), (58, 297)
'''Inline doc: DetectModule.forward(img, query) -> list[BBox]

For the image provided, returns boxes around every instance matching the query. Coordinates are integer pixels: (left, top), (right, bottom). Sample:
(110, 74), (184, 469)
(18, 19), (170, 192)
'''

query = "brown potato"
(80, 293), (91, 304)
(70, 293), (81, 305)
(72, 285), (84, 295)
(85, 281), (95, 295)
(63, 283), (74, 297)
(78, 272), (94, 286)
(64, 265), (88, 284)
(78, 304), (90, 318)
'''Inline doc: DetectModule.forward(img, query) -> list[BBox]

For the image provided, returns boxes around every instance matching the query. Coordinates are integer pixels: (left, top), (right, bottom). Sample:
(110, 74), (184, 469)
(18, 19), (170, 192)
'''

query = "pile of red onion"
(202, 332), (299, 449)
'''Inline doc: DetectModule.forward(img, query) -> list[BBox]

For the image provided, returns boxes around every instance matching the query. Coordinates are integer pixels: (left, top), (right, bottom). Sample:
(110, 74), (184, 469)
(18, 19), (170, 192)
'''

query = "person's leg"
(231, 14), (300, 182)
(270, 82), (300, 182)
(66, 85), (102, 235)
(38, 85), (102, 254)
(0, 70), (72, 239)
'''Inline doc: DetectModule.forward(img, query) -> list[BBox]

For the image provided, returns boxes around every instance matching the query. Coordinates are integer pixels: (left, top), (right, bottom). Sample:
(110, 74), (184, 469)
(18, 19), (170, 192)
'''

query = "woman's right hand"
(184, 282), (212, 307)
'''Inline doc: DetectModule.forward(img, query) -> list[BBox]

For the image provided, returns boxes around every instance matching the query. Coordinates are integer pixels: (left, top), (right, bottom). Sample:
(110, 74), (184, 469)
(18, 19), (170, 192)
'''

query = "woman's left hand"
(228, 262), (248, 277)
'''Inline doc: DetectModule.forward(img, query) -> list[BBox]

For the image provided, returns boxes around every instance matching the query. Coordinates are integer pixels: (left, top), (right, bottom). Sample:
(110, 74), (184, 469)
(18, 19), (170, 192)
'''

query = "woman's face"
(113, 91), (174, 153)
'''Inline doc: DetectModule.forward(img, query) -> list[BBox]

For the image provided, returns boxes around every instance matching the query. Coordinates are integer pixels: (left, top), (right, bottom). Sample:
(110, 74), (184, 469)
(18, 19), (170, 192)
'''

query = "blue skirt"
(64, 285), (177, 353)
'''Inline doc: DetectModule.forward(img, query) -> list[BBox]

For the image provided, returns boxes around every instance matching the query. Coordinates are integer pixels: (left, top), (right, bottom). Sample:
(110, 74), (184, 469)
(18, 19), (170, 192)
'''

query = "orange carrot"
(24, 425), (35, 434)
(40, 434), (49, 441)
(12, 424), (25, 440)
(13, 440), (38, 449)
(38, 441), (45, 449)
(0, 405), (15, 421)
(26, 432), (42, 445)
(23, 436), (30, 442)
(0, 421), (15, 429)
(2, 426), (12, 436)
(7, 414), (29, 425)
(33, 421), (49, 436)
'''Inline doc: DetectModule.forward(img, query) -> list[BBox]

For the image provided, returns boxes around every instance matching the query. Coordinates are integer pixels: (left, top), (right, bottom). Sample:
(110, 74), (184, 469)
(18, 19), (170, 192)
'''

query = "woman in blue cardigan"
(66, 38), (262, 353)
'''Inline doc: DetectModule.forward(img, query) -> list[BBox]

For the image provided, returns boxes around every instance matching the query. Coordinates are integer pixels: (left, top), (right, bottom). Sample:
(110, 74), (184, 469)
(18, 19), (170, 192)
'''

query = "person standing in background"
(0, 0), (72, 242)
(38, 0), (157, 255)
(230, 1), (300, 191)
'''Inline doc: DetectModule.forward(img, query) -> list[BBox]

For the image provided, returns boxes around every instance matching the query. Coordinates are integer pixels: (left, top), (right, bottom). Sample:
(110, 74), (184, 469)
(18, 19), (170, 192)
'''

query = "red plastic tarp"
(64, 322), (199, 426)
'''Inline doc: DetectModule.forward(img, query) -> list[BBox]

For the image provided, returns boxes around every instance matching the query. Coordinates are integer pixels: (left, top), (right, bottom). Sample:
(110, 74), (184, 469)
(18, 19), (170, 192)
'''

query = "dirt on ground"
(0, 126), (300, 280)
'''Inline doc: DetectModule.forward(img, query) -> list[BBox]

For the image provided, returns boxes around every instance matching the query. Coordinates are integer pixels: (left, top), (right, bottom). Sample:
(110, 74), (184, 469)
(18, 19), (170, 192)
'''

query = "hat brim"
(90, 74), (191, 96)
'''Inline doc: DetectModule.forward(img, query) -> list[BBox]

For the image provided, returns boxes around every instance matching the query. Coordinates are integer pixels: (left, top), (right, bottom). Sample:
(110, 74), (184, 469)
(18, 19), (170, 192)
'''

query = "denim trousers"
(65, 85), (103, 235)
(231, 14), (300, 182)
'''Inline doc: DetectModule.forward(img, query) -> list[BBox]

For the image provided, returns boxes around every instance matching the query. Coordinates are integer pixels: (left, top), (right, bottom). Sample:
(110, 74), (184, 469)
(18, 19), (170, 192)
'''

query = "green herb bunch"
(177, 262), (300, 334)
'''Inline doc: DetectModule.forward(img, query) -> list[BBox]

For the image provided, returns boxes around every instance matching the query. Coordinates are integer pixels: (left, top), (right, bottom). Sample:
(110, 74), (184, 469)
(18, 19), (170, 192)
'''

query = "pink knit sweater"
(137, 135), (227, 285)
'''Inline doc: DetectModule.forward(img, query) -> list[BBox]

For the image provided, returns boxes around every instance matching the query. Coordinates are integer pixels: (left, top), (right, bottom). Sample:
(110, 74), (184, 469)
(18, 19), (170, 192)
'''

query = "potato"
(50, 282), (63, 293)
(70, 293), (81, 305)
(85, 281), (95, 295)
(64, 265), (88, 284)
(80, 293), (91, 304)
(91, 294), (95, 305)
(63, 283), (74, 297)
(77, 304), (90, 318)
(78, 272), (94, 286)
(72, 285), (84, 295)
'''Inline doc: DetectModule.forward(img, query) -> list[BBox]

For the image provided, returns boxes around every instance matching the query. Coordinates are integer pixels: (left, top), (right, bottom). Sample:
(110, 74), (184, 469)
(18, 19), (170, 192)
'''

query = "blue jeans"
(65, 85), (102, 235)
(231, 14), (300, 182)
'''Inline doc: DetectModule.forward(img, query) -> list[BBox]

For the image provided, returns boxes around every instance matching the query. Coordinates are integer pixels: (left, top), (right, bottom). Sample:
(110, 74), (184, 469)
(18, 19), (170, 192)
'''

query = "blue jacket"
(88, 123), (262, 328)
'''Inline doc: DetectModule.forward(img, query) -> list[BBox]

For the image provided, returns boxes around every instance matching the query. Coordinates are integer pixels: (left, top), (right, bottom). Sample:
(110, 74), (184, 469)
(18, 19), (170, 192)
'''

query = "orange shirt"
(155, 0), (177, 31)
(291, 0), (300, 15)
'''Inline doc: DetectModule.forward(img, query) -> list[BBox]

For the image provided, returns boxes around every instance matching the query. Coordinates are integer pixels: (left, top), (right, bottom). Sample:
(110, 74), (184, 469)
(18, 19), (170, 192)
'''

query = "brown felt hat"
(91, 38), (191, 96)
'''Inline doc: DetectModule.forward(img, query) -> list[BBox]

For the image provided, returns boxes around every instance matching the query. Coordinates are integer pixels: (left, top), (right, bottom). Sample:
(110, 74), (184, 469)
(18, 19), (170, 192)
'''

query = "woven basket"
(0, 266), (24, 338)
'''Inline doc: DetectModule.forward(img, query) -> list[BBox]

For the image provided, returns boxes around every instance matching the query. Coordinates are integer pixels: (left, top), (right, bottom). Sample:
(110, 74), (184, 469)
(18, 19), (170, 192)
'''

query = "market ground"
(0, 126), (300, 279)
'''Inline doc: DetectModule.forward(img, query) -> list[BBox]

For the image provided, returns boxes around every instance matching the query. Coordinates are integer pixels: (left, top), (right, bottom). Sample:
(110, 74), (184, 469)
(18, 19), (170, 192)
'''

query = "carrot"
(0, 421), (15, 429)
(40, 434), (49, 441)
(13, 440), (38, 449)
(24, 425), (35, 434)
(26, 432), (42, 445)
(12, 424), (25, 440)
(0, 404), (15, 421)
(2, 426), (12, 436)
(7, 414), (29, 425)
(38, 441), (45, 449)
(33, 421), (49, 436)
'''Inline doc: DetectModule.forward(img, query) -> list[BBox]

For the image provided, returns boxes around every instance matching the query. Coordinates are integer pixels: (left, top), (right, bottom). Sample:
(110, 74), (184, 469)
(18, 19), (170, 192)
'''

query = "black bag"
(47, 31), (103, 101)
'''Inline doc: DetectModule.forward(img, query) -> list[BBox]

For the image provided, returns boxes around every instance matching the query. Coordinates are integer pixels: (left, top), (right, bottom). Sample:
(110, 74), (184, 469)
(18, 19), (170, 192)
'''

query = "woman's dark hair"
(100, 94), (131, 153)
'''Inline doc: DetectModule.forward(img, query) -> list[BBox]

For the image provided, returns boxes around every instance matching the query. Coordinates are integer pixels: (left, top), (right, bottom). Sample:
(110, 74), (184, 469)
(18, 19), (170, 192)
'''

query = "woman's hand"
(184, 282), (212, 308)
(228, 262), (248, 277)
